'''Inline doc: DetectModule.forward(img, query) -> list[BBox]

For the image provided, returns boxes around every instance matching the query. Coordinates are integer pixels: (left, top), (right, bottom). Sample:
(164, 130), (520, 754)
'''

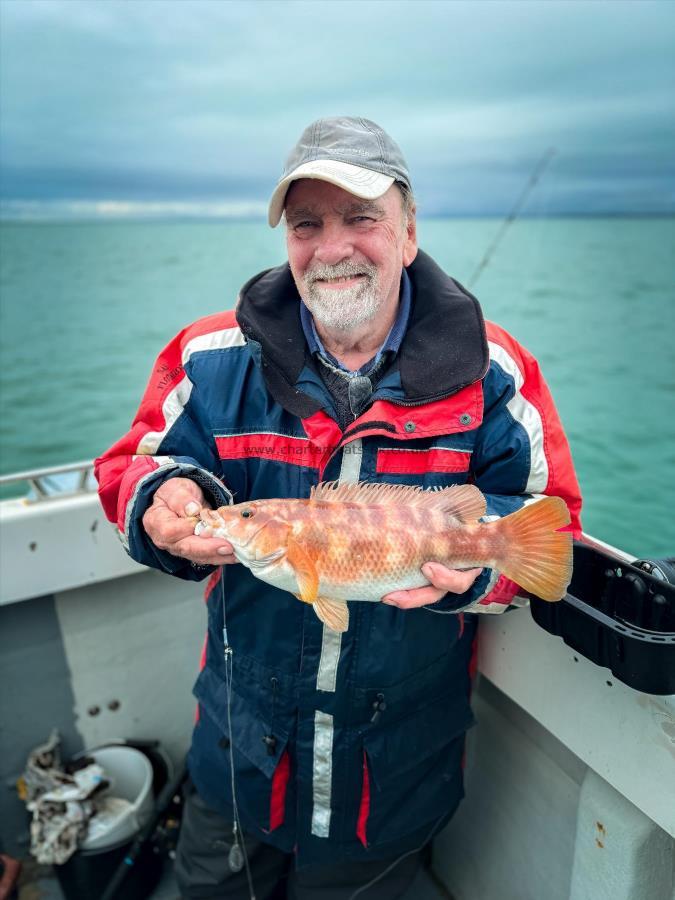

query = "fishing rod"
(100, 759), (187, 900)
(467, 146), (557, 289)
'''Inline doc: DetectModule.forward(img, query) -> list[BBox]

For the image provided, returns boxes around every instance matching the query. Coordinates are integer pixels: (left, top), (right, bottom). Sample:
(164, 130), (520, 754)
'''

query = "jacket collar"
(235, 249), (489, 418)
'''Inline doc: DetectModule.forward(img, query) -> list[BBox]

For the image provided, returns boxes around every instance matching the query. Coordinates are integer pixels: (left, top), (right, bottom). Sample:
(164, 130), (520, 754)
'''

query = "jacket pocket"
(375, 446), (472, 476)
(358, 694), (474, 847)
(192, 665), (294, 834)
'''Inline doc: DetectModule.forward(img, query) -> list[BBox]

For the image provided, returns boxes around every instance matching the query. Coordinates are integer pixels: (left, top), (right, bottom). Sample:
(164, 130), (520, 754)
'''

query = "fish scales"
(293, 504), (496, 591)
(298, 504), (435, 595)
(197, 481), (573, 633)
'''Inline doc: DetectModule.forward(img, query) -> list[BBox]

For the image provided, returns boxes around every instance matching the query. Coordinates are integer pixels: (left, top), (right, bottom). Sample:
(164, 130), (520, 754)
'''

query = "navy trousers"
(174, 779), (425, 900)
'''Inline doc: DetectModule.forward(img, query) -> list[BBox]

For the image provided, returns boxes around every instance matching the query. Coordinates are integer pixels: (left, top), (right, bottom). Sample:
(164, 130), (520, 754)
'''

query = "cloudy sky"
(1, 0), (673, 218)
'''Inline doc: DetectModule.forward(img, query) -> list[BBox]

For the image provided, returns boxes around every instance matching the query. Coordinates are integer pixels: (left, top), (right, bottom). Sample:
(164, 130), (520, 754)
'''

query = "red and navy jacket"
(96, 249), (582, 867)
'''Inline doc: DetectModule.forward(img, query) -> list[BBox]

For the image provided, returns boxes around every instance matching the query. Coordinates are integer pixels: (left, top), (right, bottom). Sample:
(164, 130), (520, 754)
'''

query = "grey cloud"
(1, 0), (673, 215)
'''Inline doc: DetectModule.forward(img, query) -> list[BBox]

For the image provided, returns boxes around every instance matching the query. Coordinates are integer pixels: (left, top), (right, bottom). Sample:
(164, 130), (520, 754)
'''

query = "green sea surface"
(1, 218), (673, 557)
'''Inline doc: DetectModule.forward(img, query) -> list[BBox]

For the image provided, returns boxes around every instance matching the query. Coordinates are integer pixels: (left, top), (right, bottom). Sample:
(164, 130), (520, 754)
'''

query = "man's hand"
(142, 477), (237, 566)
(381, 563), (482, 609)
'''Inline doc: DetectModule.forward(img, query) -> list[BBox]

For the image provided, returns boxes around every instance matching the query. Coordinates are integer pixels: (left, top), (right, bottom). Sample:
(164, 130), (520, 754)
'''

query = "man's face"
(285, 180), (417, 332)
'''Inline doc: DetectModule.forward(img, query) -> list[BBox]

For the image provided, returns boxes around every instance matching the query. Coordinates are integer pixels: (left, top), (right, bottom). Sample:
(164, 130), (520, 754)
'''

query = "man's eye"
(350, 216), (374, 224)
(294, 221), (317, 230)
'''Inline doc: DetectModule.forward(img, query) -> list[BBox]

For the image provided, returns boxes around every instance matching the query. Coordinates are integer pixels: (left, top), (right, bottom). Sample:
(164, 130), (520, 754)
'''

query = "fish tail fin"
(494, 497), (573, 601)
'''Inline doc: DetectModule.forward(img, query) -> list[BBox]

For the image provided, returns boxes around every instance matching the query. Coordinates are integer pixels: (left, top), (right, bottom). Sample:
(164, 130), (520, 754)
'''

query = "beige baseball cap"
(268, 116), (412, 228)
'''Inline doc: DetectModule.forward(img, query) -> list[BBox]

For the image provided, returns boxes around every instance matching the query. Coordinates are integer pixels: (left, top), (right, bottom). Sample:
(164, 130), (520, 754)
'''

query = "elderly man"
(96, 117), (582, 899)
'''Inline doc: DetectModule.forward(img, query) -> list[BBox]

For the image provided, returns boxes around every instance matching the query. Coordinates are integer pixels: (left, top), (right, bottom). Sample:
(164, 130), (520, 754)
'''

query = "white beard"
(300, 261), (382, 331)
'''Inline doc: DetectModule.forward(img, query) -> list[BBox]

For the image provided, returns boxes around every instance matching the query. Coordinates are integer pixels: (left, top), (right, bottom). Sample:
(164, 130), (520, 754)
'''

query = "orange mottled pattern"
(207, 498), (491, 592)
(296, 504), (445, 586)
(201, 482), (572, 604)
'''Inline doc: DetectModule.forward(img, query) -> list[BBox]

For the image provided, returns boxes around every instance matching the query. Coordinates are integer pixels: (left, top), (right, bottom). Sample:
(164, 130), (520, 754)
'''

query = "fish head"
(199, 500), (292, 565)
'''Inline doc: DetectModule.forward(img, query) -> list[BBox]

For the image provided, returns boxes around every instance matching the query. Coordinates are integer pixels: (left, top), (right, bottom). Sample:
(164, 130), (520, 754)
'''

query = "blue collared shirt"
(300, 268), (411, 376)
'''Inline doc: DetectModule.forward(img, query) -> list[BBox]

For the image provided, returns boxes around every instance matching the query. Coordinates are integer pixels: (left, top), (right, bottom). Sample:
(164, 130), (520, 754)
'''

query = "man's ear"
(402, 210), (418, 267)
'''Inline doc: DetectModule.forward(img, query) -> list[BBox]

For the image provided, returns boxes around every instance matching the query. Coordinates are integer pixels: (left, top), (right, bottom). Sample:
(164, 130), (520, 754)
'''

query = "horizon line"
(1, 197), (673, 224)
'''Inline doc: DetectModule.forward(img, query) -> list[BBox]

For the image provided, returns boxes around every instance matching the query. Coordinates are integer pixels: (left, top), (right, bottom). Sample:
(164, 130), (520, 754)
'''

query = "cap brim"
(268, 160), (395, 227)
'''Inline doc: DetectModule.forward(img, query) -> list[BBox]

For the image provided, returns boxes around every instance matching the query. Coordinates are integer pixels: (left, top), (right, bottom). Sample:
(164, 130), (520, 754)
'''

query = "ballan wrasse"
(196, 482), (573, 634)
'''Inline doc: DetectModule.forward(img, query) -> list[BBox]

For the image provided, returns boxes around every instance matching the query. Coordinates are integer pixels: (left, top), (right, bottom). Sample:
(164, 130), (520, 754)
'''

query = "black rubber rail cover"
(530, 541), (675, 695)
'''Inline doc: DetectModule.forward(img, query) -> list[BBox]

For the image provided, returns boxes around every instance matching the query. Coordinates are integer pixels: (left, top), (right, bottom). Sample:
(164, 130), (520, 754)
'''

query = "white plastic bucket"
(81, 746), (154, 851)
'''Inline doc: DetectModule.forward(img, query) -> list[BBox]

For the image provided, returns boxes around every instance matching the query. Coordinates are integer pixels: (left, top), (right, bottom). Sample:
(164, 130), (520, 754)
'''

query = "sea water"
(1, 217), (673, 556)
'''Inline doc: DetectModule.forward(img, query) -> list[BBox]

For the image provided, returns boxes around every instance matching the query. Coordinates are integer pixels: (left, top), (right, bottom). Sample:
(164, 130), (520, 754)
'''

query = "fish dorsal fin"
(314, 597), (350, 633)
(309, 481), (486, 522)
(434, 484), (487, 522)
(286, 538), (319, 603)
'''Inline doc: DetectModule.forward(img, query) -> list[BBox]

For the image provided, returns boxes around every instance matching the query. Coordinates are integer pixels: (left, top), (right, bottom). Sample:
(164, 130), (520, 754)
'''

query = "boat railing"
(0, 459), (97, 501)
(0, 460), (638, 567)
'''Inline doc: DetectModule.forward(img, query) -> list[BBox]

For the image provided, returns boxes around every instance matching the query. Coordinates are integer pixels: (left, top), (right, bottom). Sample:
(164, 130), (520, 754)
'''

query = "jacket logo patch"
(156, 362), (183, 390)
(376, 447), (471, 475)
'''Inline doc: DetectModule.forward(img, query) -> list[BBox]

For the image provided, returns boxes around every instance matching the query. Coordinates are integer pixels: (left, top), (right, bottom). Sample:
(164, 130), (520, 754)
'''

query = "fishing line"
(345, 813), (446, 900)
(221, 572), (257, 900)
(467, 147), (556, 289)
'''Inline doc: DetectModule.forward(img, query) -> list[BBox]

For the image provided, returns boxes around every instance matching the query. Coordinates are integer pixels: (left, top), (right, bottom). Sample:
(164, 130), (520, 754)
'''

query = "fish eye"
(240, 508), (254, 519)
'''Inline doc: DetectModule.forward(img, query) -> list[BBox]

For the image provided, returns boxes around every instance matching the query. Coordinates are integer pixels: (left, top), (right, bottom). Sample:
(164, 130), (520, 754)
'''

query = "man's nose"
(313, 224), (353, 266)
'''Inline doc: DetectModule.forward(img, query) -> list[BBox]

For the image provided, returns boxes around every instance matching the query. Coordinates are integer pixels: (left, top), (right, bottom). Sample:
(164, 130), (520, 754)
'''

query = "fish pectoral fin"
(286, 538), (319, 603)
(314, 597), (350, 634)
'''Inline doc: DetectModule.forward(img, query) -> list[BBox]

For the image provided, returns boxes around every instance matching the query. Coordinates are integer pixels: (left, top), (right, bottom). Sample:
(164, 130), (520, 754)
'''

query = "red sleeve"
(95, 311), (237, 535)
(470, 322), (582, 612)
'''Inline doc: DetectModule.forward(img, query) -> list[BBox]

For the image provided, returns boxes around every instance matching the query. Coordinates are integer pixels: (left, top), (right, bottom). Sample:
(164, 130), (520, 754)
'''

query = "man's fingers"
(154, 477), (209, 517)
(171, 535), (236, 566)
(422, 564), (482, 594)
(382, 585), (447, 609)
(144, 505), (200, 545)
(381, 565), (483, 609)
(145, 509), (235, 562)
(142, 477), (222, 559)
(142, 489), (234, 564)
(163, 487), (207, 517)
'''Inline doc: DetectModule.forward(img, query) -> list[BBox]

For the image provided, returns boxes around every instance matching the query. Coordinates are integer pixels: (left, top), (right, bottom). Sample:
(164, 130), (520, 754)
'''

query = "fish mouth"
(196, 511), (265, 550)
